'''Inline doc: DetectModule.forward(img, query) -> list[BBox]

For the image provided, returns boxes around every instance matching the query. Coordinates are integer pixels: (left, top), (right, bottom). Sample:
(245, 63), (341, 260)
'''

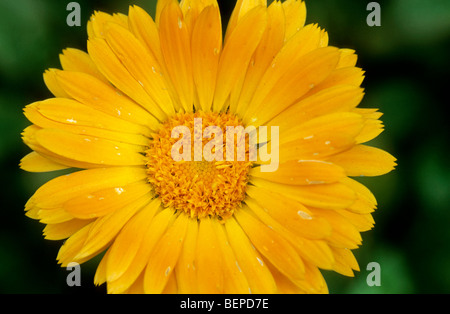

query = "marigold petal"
(251, 177), (356, 210)
(59, 48), (108, 83)
(144, 213), (189, 294)
(159, 2), (194, 112)
(327, 145), (397, 177)
(54, 70), (159, 132)
(225, 217), (277, 293)
(234, 207), (306, 286)
(191, 5), (222, 112)
(213, 6), (267, 112)
(104, 23), (176, 117)
(20, 151), (69, 173)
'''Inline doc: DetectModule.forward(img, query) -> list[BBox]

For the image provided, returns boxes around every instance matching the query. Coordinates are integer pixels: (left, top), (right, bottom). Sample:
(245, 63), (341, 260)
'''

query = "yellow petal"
(59, 48), (108, 84)
(225, 0), (267, 42)
(29, 167), (147, 209)
(234, 206), (305, 285)
(144, 213), (189, 294)
(175, 217), (199, 293)
(244, 198), (334, 270)
(87, 37), (166, 121)
(55, 70), (159, 132)
(213, 219), (250, 294)
(88, 11), (128, 39)
(191, 5), (222, 112)
(106, 198), (161, 283)
(225, 217), (277, 293)
(250, 160), (346, 185)
(107, 208), (175, 294)
(330, 246), (360, 277)
(239, 23), (325, 119)
(282, 0), (307, 41)
(337, 48), (358, 68)
(104, 23), (175, 117)
(43, 219), (92, 240)
(159, 2), (194, 112)
(195, 217), (224, 293)
(74, 194), (151, 262)
(233, 1), (285, 116)
(57, 223), (92, 267)
(34, 128), (145, 167)
(213, 6), (267, 112)
(128, 5), (164, 67)
(180, 0), (219, 31)
(327, 145), (397, 177)
(63, 181), (152, 219)
(267, 85), (364, 131)
(245, 184), (332, 240)
(26, 97), (152, 139)
(243, 46), (340, 126)
(250, 177), (356, 210)
(43, 69), (70, 98)
(278, 112), (364, 162)
(312, 207), (362, 249)
(20, 151), (69, 172)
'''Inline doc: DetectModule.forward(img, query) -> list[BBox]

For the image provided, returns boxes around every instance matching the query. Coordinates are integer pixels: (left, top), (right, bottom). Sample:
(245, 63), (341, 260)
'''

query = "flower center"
(145, 111), (253, 221)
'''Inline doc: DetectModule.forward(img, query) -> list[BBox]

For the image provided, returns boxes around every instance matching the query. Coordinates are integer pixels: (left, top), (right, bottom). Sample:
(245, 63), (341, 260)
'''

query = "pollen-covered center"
(145, 112), (253, 221)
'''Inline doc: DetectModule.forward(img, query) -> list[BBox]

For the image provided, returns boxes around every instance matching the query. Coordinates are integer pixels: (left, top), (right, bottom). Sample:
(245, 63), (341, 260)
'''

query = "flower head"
(21, 0), (396, 294)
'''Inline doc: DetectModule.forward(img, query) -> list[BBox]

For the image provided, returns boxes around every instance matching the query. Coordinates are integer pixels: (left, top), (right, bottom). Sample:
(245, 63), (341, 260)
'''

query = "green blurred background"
(0, 0), (449, 294)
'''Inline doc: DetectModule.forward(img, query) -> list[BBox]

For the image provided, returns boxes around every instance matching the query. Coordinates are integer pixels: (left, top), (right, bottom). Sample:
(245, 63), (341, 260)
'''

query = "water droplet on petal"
(297, 211), (313, 220)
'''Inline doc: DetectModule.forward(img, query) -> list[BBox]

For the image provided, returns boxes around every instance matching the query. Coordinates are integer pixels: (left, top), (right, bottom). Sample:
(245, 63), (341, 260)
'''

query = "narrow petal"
(107, 208), (177, 294)
(191, 5), (222, 112)
(326, 145), (397, 177)
(73, 194), (151, 262)
(245, 184), (332, 240)
(175, 217), (199, 293)
(55, 70), (159, 131)
(29, 167), (147, 209)
(128, 5), (164, 67)
(104, 23), (176, 117)
(213, 6), (267, 112)
(88, 11), (128, 39)
(34, 128), (145, 167)
(282, 0), (307, 41)
(20, 151), (69, 172)
(225, 217), (277, 293)
(225, 0), (267, 42)
(63, 181), (152, 219)
(239, 23), (325, 119)
(57, 223), (92, 267)
(250, 177), (356, 210)
(234, 206), (306, 286)
(250, 160), (346, 185)
(195, 217), (224, 293)
(144, 213), (189, 294)
(244, 198), (334, 270)
(243, 46), (340, 126)
(159, 2), (194, 112)
(267, 85), (364, 131)
(106, 198), (162, 283)
(26, 98), (152, 140)
(213, 220), (250, 293)
(330, 247), (360, 277)
(43, 219), (92, 240)
(87, 37), (166, 121)
(59, 48), (108, 84)
(312, 208), (363, 249)
(233, 1), (285, 116)
(43, 69), (70, 98)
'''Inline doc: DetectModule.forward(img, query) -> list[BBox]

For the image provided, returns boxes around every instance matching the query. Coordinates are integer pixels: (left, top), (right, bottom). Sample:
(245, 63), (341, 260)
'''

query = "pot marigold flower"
(21, 0), (396, 294)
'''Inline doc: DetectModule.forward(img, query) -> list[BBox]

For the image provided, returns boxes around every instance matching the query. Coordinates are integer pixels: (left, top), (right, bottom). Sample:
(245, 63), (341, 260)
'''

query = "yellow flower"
(21, 0), (396, 294)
